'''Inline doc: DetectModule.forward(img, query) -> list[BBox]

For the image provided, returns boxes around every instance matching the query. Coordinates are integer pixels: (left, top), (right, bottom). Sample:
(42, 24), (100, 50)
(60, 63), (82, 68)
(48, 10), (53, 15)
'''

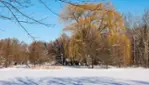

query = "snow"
(0, 66), (149, 85)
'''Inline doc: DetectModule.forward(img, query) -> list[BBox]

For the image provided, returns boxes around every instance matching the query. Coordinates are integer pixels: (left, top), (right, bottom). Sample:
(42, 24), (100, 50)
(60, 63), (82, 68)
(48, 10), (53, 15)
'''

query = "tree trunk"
(91, 56), (94, 69)
(144, 42), (148, 67)
(144, 25), (149, 68)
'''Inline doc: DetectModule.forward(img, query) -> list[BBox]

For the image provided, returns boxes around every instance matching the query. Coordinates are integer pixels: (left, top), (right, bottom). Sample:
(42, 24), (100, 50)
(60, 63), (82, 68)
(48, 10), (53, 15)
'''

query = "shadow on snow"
(0, 77), (149, 85)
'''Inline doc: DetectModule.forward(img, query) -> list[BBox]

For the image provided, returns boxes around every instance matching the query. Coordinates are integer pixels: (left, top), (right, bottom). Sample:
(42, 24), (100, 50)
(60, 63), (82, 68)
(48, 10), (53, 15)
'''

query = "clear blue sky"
(0, 0), (149, 44)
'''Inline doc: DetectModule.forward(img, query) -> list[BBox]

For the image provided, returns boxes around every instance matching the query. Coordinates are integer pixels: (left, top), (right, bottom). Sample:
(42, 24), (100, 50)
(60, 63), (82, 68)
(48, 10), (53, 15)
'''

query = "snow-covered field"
(0, 66), (149, 85)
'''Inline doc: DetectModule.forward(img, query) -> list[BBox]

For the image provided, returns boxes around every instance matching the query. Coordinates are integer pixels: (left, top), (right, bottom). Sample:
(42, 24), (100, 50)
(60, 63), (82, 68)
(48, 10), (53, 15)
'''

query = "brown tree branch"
(1, 1), (36, 41)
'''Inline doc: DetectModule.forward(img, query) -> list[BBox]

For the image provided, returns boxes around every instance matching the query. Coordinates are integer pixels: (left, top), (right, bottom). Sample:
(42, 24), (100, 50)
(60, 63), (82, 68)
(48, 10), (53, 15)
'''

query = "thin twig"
(2, 1), (36, 41)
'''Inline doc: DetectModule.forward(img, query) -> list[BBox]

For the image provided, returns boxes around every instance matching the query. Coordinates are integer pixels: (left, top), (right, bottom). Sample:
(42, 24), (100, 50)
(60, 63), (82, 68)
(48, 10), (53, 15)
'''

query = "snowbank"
(0, 67), (149, 81)
(0, 67), (149, 85)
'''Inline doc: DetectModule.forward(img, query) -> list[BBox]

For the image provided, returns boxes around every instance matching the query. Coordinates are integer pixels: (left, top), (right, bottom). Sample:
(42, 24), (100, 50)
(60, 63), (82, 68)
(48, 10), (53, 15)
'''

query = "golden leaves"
(61, 2), (131, 65)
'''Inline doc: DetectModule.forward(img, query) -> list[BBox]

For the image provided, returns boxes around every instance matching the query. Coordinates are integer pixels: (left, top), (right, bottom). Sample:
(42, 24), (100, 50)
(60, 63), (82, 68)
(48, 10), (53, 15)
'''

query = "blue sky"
(0, 0), (149, 44)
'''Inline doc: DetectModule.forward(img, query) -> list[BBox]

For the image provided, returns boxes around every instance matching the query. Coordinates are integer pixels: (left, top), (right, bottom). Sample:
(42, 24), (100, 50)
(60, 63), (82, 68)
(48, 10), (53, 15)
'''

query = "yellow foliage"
(61, 2), (131, 65)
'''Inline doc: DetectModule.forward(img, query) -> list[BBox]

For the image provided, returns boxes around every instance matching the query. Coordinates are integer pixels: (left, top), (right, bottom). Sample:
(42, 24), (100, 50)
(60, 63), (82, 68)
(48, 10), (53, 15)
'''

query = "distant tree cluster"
(0, 39), (28, 67)
(0, 2), (149, 68)
(125, 10), (149, 68)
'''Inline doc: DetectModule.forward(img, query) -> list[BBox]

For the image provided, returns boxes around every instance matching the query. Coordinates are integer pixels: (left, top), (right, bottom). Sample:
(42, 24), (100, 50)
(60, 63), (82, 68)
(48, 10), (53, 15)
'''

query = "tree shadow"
(131, 80), (149, 85)
(0, 77), (149, 85)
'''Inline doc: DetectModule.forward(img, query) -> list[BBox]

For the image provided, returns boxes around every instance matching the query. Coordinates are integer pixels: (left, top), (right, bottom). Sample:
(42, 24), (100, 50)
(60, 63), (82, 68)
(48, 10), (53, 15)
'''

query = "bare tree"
(125, 9), (149, 67)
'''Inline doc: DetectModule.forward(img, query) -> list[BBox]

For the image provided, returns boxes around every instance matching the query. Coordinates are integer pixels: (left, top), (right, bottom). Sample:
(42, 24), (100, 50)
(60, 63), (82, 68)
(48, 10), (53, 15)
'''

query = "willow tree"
(60, 2), (131, 67)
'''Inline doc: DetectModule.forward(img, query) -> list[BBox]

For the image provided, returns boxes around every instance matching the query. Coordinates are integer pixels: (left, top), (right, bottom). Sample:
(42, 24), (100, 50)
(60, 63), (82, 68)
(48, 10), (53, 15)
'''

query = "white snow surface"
(0, 66), (149, 85)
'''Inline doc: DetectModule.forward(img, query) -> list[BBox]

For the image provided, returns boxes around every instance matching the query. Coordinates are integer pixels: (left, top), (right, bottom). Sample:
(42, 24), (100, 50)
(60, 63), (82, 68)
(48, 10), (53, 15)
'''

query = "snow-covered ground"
(0, 66), (149, 85)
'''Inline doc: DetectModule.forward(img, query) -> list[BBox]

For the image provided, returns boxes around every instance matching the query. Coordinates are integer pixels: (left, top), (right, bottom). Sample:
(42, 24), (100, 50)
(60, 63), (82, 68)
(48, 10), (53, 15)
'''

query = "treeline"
(0, 3), (149, 68)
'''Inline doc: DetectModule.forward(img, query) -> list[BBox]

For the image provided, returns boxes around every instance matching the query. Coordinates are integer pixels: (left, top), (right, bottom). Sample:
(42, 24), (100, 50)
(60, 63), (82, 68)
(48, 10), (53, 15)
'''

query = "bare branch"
(0, 15), (12, 20)
(1, 1), (36, 41)
(39, 0), (61, 17)
(1, 1), (51, 27)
